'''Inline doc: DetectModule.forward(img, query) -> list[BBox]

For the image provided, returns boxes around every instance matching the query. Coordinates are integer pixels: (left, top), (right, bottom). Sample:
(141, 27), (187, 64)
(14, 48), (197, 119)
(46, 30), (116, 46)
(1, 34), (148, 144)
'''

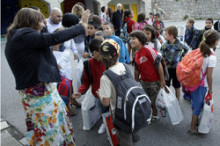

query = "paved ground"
(1, 20), (220, 146)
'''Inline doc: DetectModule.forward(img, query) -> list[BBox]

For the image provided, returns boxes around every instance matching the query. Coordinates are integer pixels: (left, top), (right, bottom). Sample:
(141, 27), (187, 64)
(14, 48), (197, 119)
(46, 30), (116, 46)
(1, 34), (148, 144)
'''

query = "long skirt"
(19, 83), (75, 146)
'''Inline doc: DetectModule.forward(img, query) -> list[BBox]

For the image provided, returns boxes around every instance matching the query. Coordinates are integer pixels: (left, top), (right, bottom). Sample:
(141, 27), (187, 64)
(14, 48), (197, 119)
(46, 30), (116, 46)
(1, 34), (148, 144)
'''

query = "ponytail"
(199, 29), (219, 57)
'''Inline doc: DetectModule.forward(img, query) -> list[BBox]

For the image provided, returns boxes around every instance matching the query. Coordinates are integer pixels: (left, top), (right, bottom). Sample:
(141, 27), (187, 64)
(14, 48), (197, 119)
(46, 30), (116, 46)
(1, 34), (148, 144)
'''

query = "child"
(100, 6), (106, 24)
(152, 13), (165, 35)
(97, 39), (141, 145)
(122, 10), (135, 57)
(130, 30), (165, 122)
(143, 24), (163, 51)
(184, 18), (196, 46)
(95, 30), (107, 41)
(188, 29), (219, 134)
(72, 38), (108, 134)
(83, 20), (100, 58)
(214, 20), (220, 32)
(135, 12), (149, 31)
(102, 22), (130, 64)
(148, 12), (154, 25)
(161, 26), (189, 101)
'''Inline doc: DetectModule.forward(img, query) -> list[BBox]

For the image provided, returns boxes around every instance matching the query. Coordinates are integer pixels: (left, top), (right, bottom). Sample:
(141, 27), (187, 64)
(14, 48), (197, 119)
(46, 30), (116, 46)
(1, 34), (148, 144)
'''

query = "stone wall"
(155, 0), (220, 20)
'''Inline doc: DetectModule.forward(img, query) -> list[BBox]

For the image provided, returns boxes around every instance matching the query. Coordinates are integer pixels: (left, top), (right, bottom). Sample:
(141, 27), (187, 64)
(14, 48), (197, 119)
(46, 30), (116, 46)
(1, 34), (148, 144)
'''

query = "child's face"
(130, 36), (142, 49)
(130, 11), (134, 18)
(149, 14), (153, 18)
(88, 24), (97, 36)
(186, 21), (193, 29)
(154, 16), (159, 21)
(143, 30), (152, 42)
(205, 20), (213, 29)
(164, 31), (173, 41)
(93, 51), (101, 61)
(103, 25), (114, 37)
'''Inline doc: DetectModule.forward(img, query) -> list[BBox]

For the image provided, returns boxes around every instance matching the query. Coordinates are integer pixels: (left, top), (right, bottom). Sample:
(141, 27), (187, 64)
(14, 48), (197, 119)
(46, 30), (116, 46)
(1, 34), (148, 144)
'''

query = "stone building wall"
(154, 0), (220, 20)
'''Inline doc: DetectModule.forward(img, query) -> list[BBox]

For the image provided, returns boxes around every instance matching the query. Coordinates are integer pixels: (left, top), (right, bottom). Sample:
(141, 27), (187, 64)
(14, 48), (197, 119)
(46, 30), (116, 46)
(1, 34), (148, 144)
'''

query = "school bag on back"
(190, 29), (205, 50)
(176, 49), (205, 92)
(104, 64), (152, 133)
(120, 21), (131, 43)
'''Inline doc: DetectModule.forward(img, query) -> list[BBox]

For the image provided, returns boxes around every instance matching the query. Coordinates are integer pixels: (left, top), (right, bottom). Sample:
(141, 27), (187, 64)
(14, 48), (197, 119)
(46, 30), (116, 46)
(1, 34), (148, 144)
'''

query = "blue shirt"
(106, 35), (130, 64)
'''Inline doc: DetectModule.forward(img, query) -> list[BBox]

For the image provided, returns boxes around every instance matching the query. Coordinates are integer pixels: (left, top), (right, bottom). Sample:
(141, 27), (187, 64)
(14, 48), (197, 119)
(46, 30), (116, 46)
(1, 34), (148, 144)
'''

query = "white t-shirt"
(201, 49), (217, 87)
(46, 18), (62, 33)
(147, 40), (161, 52)
(99, 62), (126, 115)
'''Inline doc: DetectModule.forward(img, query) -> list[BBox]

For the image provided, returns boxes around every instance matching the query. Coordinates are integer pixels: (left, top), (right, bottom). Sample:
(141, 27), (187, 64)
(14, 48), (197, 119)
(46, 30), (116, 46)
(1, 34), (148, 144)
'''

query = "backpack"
(120, 21), (131, 43)
(81, 59), (93, 84)
(104, 64), (152, 133)
(190, 29), (205, 50)
(176, 49), (205, 92)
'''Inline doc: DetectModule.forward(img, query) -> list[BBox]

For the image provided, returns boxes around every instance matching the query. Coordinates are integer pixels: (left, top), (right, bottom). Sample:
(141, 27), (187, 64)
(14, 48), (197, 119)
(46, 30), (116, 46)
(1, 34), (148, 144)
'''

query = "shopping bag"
(155, 88), (167, 117)
(198, 94), (214, 134)
(156, 86), (183, 125)
(102, 112), (119, 146)
(81, 88), (101, 130)
(75, 58), (84, 90)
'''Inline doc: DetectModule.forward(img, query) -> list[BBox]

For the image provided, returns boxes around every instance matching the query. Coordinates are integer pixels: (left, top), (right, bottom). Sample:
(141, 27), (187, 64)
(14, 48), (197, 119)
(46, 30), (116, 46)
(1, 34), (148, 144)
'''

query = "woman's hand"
(79, 9), (90, 35)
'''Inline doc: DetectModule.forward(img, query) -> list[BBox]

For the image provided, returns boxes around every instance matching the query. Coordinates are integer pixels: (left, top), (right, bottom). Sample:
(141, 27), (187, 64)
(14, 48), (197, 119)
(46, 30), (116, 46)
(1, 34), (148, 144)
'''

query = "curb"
(1, 118), (28, 146)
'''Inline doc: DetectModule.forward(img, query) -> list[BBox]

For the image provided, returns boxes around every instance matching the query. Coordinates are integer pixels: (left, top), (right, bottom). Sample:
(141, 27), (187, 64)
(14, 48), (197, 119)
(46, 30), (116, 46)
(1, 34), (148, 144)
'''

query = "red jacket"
(78, 58), (106, 97)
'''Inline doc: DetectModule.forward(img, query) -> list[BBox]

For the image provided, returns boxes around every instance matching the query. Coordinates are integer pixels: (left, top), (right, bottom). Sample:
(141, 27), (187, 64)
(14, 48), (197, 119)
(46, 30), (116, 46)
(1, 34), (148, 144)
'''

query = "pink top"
(135, 20), (149, 30)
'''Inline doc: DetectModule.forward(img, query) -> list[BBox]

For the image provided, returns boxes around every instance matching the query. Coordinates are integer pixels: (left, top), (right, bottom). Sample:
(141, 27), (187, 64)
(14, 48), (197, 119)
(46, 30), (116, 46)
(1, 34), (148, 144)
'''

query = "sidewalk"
(0, 118), (28, 146)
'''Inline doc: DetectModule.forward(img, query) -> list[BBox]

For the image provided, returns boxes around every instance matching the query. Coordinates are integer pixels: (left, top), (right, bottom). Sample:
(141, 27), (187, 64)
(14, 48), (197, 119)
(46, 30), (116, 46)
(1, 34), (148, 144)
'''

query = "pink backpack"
(135, 20), (149, 30)
(176, 49), (206, 92)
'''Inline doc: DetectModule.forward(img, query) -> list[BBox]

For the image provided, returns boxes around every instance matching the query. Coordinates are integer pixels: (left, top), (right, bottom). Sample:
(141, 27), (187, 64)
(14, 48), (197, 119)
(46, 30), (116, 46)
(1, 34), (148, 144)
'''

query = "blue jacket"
(184, 26), (195, 45)
(106, 35), (130, 64)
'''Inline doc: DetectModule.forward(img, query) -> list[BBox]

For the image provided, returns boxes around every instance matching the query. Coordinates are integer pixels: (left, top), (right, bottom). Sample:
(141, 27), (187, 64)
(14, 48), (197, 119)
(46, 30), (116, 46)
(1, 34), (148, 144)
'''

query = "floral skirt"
(19, 83), (75, 146)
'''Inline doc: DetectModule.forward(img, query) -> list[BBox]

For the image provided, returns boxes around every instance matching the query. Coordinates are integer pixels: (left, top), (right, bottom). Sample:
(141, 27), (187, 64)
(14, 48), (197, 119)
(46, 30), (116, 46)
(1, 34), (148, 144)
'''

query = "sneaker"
(151, 115), (159, 123)
(98, 123), (106, 134)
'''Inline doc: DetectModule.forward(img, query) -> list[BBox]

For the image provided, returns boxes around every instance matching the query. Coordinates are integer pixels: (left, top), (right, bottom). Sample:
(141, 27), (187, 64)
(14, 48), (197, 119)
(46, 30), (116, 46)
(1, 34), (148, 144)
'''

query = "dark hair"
(100, 42), (119, 68)
(89, 38), (103, 53)
(149, 12), (153, 15)
(103, 21), (114, 28)
(143, 24), (157, 42)
(101, 6), (105, 13)
(106, 7), (113, 20)
(137, 12), (146, 23)
(200, 29), (219, 57)
(187, 18), (195, 25)
(130, 30), (148, 45)
(206, 17), (214, 24)
(91, 15), (102, 29)
(62, 13), (79, 27)
(122, 10), (132, 28)
(164, 26), (178, 39)
(154, 13), (160, 18)
(7, 8), (44, 39)
(88, 21), (100, 29)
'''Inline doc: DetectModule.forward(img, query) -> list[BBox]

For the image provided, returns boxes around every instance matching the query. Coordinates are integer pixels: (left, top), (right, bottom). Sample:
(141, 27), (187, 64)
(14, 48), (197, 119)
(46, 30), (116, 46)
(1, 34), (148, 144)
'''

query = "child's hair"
(103, 21), (114, 28)
(95, 30), (107, 39)
(143, 24), (157, 42)
(122, 10), (132, 27)
(129, 30), (148, 45)
(137, 12), (146, 23)
(71, 4), (84, 18)
(100, 39), (120, 67)
(154, 13), (160, 18)
(187, 18), (195, 25)
(88, 21), (100, 29)
(206, 17), (214, 24)
(101, 6), (105, 13)
(199, 29), (219, 57)
(89, 38), (103, 53)
(164, 26), (178, 39)
(149, 12), (153, 15)
(90, 15), (102, 29)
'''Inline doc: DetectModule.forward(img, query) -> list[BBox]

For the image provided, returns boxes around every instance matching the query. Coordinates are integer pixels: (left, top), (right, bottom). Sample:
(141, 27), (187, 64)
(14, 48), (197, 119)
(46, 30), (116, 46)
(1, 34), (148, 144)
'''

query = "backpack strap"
(82, 60), (93, 83)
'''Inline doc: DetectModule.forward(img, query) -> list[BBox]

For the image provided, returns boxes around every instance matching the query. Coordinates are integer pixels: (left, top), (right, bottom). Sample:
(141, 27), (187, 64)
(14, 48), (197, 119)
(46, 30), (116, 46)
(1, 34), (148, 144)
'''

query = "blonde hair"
(71, 4), (84, 18)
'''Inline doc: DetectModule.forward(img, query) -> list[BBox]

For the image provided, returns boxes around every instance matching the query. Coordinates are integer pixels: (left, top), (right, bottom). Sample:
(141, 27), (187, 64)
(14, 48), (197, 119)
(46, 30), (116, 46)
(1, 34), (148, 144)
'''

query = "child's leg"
(97, 98), (109, 134)
(174, 88), (181, 101)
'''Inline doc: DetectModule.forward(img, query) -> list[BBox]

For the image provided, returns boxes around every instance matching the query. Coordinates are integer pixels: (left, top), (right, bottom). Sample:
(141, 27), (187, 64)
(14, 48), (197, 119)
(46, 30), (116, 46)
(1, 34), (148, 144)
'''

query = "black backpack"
(190, 29), (205, 50)
(104, 64), (152, 133)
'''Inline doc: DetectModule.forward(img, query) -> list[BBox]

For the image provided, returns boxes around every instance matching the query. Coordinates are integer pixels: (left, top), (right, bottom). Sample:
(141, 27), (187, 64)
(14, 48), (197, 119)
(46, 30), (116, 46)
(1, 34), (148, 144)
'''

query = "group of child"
(52, 9), (218, 145)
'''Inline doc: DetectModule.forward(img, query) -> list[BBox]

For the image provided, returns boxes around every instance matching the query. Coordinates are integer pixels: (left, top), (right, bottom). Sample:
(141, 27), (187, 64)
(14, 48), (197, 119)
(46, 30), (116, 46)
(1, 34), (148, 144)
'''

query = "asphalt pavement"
(1, 20), (220, 146)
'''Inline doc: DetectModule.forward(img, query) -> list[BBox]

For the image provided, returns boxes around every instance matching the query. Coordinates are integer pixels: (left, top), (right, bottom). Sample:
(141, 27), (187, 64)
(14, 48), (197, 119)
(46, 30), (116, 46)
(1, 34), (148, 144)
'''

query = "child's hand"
(160, 80), (166, 88)
(82, 52), (90, 58)
(72, 92), (81, 99)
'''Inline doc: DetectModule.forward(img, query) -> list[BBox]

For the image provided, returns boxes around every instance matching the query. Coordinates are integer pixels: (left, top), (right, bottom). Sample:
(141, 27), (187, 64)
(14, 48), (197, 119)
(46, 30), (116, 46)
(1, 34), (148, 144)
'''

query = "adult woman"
(5, 8), (90, 145)
(106, 7), (113, 22)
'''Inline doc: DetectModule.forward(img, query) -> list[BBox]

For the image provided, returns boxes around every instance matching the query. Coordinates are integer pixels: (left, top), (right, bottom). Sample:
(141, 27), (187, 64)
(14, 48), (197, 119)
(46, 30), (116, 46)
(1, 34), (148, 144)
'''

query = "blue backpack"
(120, 21), (131, 43)
(104, 64), (152, 133)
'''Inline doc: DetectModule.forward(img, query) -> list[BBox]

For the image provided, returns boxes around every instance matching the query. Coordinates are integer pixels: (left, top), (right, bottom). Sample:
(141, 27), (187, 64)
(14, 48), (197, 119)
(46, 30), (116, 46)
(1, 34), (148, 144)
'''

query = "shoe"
(151, 115), (159, 123)
(98, 123), (106, 134)
(71, 98), (81, 108)
(187, 129), (200, 135)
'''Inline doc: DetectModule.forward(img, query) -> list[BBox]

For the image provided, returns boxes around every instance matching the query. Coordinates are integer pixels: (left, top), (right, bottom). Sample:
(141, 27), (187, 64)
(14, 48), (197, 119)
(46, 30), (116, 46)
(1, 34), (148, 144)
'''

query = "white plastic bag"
(156, 86), (183, 125)
(198, 95), (214, 134)
(81, 88), (101, 130)
(155, 88), (167, 117)
(75, 58), (84, 90)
